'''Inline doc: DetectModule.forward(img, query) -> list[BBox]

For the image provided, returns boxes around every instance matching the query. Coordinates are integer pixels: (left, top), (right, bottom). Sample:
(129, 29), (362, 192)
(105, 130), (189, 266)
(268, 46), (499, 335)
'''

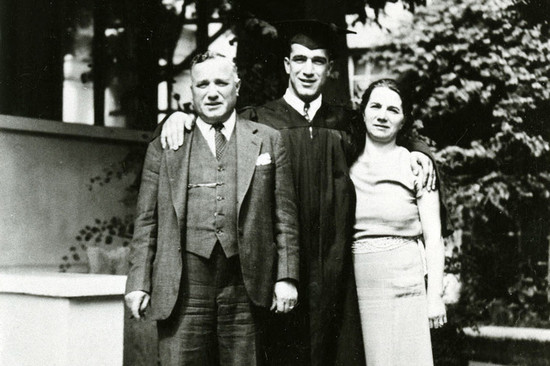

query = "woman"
(350, 79), (447, 365)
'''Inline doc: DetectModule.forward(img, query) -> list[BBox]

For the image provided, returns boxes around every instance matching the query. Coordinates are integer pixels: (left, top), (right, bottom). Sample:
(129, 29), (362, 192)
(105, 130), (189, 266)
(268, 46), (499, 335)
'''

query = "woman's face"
(363, 86), (405, 144)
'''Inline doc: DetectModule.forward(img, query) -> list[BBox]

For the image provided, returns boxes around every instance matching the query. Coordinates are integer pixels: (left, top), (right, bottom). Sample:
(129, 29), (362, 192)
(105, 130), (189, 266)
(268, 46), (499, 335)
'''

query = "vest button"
(214, 212), (218, 217)
(217, 166), (224, 172)
(216, 196), (223, 201)
(216, 229), (222, 234)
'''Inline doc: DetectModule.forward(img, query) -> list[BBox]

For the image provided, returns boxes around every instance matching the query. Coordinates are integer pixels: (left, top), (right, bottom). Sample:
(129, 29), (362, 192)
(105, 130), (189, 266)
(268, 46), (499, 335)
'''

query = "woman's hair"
(359, 78), (412, 125)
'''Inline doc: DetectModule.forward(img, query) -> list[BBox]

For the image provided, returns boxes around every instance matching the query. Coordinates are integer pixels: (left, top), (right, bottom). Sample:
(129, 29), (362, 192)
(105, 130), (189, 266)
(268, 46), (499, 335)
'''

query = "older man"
(158, 20), (446, 366)
(125, 51), (299, 366)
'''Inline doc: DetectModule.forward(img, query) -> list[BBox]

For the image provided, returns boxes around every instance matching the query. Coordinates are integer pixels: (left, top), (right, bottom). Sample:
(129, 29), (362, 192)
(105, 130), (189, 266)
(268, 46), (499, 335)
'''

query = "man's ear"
(235, 78), (241, 96)
(328, 60), (334, 73)
(284, 57), (291, 75)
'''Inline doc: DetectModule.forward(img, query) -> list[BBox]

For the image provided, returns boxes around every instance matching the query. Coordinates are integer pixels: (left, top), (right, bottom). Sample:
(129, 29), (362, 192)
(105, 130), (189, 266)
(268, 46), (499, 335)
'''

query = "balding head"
(190, 51), (239, 83)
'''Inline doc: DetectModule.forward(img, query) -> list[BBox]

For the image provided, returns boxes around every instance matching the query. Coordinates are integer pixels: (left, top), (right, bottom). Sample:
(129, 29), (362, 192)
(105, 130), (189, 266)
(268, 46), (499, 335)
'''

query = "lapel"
(165, 129), (194, 228)
(235, 116), (262, 214)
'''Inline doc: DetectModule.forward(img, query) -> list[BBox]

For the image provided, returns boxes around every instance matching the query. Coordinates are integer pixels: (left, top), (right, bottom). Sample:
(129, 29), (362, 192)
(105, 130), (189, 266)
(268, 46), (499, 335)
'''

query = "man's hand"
(125, 290), (150, 320)
(410, 151), (437, 191)
(160, 111), (195, 150)
(270, 280), (298, 314)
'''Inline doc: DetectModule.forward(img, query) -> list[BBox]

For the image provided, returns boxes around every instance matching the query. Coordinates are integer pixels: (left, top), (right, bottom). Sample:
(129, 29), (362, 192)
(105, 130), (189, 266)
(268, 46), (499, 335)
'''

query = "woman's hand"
(427, 294), (447, 329)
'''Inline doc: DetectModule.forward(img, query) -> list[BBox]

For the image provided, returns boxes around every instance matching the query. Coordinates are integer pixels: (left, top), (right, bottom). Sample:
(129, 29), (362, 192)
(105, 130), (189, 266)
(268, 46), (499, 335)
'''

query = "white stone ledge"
(0, 270), (126, 365)
(0, 271), (127, 298)
(0, 114), (152, 144)
(464, 326), (550, 342)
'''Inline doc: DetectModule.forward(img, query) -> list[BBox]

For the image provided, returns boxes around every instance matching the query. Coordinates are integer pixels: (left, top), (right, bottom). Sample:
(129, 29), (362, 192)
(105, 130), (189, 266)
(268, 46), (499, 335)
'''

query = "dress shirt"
(195, 111), (236, 157)
(283, 89), (322, 121)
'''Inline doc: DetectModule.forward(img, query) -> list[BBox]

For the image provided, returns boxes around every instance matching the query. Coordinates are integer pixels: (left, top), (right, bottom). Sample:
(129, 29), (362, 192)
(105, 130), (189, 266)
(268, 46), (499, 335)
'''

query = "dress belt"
(352, 236), (421, 254)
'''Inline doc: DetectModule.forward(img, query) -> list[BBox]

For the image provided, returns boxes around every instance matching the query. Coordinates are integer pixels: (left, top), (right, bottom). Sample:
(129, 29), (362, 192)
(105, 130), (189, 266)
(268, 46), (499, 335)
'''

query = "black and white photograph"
(0, 0), (549, 365)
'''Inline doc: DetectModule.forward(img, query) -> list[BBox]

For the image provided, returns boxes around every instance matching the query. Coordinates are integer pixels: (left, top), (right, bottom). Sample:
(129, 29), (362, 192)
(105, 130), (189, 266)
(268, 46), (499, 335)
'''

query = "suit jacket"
(125, 116), (299, 321)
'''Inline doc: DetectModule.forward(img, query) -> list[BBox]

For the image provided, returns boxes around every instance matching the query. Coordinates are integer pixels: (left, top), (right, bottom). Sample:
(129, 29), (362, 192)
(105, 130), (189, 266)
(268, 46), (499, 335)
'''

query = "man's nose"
(302, 59), (314, 74)
(206, 85), (219, 99)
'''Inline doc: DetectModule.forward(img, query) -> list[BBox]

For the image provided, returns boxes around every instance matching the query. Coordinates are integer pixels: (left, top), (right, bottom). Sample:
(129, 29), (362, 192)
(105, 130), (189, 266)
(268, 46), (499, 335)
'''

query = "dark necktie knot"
(212, 122), (224, 132)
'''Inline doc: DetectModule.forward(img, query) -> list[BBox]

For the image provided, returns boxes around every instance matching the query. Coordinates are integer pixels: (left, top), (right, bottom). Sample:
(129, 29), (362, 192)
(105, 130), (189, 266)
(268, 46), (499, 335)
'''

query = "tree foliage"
(364, 0), (550, 327)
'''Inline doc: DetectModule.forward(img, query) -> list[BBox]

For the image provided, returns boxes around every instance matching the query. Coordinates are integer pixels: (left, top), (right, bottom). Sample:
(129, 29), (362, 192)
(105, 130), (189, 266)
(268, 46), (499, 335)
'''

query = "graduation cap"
(274, 19), (356, 58)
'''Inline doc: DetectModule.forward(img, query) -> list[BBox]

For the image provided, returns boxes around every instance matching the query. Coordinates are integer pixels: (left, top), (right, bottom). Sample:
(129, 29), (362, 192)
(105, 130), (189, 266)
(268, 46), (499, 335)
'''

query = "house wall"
(0, 115), (151, 271)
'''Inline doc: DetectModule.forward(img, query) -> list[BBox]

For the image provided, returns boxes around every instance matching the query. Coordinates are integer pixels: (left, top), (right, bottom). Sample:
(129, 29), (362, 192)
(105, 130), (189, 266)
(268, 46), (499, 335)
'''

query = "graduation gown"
(241, 98), (366, 366)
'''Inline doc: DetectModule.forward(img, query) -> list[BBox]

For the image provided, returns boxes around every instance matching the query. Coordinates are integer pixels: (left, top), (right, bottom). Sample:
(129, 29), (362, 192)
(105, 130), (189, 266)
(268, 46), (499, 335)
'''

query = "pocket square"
(256, 153), (272, 166)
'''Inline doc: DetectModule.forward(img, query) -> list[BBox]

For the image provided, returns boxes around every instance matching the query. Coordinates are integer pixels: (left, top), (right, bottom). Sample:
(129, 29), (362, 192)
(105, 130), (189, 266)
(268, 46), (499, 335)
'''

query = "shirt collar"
(196, 110), (237, 140)
(283, 89), (323, 120)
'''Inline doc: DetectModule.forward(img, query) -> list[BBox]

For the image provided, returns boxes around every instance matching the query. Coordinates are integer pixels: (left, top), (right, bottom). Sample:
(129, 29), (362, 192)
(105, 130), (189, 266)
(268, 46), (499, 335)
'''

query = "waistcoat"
(185, 129), (238, 258)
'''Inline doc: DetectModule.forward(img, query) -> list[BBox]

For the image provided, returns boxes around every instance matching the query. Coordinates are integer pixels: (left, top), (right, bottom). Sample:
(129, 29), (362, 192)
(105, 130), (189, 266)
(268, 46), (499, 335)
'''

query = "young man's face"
(190, 58), (240, 124)
(284, 44), (333, 103)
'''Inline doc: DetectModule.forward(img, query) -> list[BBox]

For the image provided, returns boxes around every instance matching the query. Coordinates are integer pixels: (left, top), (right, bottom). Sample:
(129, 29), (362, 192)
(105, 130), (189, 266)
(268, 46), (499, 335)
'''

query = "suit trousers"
(157, 244), (263, 366)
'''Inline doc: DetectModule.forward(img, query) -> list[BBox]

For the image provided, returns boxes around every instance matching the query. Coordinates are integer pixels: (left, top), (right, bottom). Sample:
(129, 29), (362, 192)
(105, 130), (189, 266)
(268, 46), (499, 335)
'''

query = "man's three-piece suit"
(126, 116), (299, 365)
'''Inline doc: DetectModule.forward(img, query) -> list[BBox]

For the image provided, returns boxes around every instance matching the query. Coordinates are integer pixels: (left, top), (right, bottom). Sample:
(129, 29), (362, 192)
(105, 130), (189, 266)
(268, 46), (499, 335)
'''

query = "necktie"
(212, 122), (226, 160)
(303, 102), (311, 122)
(303, 102), (313, 138)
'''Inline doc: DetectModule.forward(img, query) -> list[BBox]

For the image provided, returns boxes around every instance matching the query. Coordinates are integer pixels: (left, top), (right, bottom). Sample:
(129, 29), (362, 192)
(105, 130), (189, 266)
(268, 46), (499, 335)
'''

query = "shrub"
(364, 0), (550, 329)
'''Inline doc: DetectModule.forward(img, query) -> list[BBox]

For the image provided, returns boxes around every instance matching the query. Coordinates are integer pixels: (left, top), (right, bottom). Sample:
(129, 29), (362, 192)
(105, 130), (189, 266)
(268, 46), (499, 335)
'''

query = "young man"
(158, 20), (441, 366)
(125, 52), (299, 366)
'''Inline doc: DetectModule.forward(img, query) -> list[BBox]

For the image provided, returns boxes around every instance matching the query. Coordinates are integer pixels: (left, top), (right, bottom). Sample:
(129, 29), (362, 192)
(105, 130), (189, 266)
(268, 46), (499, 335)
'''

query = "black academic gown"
(241, 98), (367, 366)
